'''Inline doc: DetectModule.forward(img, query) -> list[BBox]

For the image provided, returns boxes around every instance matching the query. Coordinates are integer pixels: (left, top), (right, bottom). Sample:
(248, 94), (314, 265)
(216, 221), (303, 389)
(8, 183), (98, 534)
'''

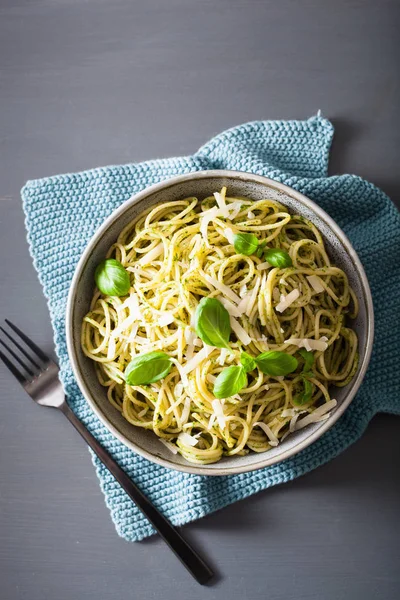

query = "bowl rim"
(66, 169), (374, 476)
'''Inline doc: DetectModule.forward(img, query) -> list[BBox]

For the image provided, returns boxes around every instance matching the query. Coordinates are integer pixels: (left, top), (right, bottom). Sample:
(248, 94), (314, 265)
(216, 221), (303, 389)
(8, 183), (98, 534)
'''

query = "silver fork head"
(0, 320), (64, 408)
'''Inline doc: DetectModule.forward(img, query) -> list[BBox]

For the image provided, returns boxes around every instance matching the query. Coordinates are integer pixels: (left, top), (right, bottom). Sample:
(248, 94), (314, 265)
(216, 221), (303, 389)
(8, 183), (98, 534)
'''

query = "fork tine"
(5, 319), (49, 363)
(0, 348), (27, 384)
(0, 326), (41, 370)
(0, 338), (35, 376)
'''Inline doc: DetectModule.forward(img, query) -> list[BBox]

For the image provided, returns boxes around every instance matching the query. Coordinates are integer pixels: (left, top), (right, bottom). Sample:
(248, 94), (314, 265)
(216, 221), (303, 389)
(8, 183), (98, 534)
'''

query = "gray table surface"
(1, 1), (399, 599)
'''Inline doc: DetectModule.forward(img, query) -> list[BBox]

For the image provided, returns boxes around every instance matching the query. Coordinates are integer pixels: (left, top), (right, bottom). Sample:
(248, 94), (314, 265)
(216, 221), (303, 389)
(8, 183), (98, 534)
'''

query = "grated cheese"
(108, 299), (142, 357)
(290, 412), (303, 432)
(184, 326), (195, 345)
(114, 294), (142, 334)
(239, 284), (248, 298)
(227, 201), (242, 220)
(204, 274), (241, 304)
(307, 275), (325, 293)
(138, 243), (164, 265)
(185, 344), (194, 361)
(200, 207), (220, 247)
(257, 262), (271, 271)
(294, 400), (337, 430)
(181, 345), (213, 375)
(179, 397), (191, 426)
(127, 322), (139, 342)
(230, 316), (252, 346)
(177, 431), (199, 447)
(245, 276), (262, 317)
(159, 439), (178, 454)
(276, 289), (300, 313)
(253, 422), (279, 446)
(157, 313), (174, 327)
(119, 292), (141, 316)
(174, 383), (184, 398)
(254, 334), (269, 349)
(214, 188), (230, 218)
(208, 413), (216, 430)
(112, 314), (139, 339)
(220, 297), (242, 318)
(281, 408), (296, 418)
(237, 294), (250, 315)
(285, 336), (329, 352)
(304, 339), (312, 351)
(223, 227), (235, 244)
(184, 326), (196, 359)
(218, 348), (229, 366)
(211, 399), (226, 429)
(107, 335), (116, 360)
(247, 211), (255, 219)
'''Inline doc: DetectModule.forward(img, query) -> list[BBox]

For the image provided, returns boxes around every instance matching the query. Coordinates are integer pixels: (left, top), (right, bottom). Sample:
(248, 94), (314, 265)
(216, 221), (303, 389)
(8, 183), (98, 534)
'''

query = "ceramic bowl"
(66, 170), (374, 475)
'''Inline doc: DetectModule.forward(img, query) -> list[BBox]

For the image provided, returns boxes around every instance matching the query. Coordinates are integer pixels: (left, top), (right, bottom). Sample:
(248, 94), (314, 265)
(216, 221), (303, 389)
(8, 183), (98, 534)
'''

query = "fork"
(0, 319), (213, 585)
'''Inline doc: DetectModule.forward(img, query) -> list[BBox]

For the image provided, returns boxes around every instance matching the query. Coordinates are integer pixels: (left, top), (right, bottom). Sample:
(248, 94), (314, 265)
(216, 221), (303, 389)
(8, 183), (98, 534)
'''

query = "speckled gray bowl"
(66, 171), (374, 476)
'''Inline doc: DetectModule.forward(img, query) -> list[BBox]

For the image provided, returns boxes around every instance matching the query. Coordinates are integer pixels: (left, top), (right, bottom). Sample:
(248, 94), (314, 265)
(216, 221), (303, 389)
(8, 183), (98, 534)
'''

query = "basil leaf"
(233, 233), (259, 256)
(255, 351), (298, 376)
(125, 351), (172, 386)
(95, 259), (130, 297)
(293, 376), (313, 406)
(213, 365), (247, 399)
(264, 248), (293, 268)
(194, 298), (231, 348)
(240, 352), (257, 373)
(255, 241), (267, 259)
(298, 348), (314, 374)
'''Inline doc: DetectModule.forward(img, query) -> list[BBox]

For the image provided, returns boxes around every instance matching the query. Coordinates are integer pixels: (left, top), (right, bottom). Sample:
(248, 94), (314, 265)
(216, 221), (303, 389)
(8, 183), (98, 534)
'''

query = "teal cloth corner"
(21, 116), (400, 541)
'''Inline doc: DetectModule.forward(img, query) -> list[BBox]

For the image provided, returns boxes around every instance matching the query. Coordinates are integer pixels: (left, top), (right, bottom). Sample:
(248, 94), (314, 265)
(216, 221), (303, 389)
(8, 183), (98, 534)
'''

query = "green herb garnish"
(298, 348), (314, 374)
(212, 349), (298, 399)
(125, 351), (172, 386)
(255, 351), (298, 376)
(233, 232), (259, 256)
(293, 349), (315, 405)
(194, 297), (231, 348)
(95, 258), (130, 297)
(255, 241), (267, 259)
(213, 365), (247, 399)
(264, 248), (293, 268)
(240, 352), (257, 372)
(293, 376), (313, 405)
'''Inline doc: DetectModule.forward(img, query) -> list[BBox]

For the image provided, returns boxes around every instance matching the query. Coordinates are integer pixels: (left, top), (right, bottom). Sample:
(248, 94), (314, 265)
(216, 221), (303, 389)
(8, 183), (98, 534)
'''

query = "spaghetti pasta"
(81, 188), (359, 464)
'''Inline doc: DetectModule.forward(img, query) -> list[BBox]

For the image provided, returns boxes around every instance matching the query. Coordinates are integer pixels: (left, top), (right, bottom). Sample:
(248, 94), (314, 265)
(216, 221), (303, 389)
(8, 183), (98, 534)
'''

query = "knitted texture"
(21, 117), (400, 541)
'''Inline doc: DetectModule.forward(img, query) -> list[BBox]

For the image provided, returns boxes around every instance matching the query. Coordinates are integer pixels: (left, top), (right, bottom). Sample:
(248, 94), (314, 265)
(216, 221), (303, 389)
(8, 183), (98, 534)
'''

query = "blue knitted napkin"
(22, 116), (400, 541)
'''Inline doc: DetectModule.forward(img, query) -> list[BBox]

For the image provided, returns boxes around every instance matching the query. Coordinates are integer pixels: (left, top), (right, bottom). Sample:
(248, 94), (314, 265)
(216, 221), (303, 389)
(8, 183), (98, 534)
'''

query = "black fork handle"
(60, 402), (213, 585)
